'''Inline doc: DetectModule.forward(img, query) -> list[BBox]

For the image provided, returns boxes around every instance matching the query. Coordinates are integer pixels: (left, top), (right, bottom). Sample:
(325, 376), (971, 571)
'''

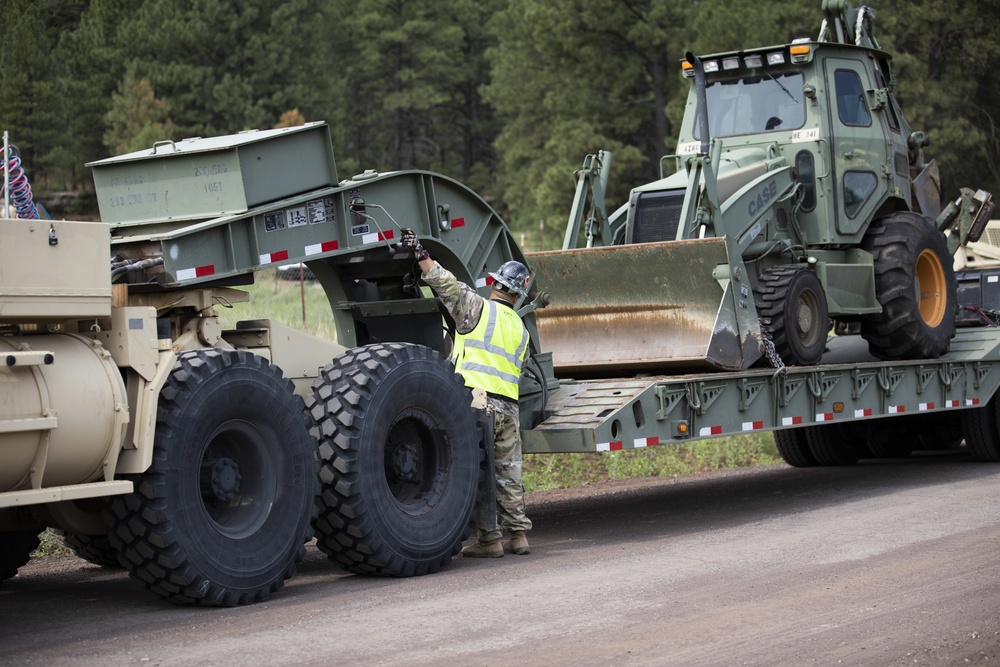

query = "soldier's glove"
(400, 228), (430, 261)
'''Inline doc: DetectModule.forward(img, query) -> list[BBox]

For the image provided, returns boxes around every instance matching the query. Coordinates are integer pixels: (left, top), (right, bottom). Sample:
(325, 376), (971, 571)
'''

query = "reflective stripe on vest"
(453, 300), (529, 400)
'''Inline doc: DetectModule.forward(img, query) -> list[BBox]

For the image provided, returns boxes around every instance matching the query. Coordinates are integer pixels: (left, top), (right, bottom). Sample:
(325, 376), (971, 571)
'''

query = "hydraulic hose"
(1, 148), (40, 219)
(111, 256), (165, 281)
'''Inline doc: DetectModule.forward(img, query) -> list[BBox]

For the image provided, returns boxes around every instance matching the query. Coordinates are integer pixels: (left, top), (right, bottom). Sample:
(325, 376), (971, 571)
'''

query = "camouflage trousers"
(478, 396), (532, 543)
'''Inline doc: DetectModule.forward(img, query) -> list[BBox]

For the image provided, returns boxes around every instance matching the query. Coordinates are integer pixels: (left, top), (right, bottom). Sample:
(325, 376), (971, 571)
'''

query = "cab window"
(834, 69), (871, 126)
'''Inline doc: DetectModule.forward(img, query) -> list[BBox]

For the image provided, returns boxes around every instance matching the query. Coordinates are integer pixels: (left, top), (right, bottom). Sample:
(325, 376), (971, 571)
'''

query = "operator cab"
(625, 34), (915, 249)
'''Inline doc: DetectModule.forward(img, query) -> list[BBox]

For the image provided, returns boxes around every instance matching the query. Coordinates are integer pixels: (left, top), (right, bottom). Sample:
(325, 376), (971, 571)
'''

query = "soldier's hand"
(400, 228), (430, 260)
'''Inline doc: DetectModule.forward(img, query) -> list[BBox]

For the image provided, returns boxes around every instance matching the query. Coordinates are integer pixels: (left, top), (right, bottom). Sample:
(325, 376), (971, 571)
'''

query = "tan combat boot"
(461, 539), (503, 558)
(503, 531), (530, 555)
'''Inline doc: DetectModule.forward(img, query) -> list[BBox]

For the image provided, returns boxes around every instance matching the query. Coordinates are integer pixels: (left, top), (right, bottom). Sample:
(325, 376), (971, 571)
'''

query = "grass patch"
(32, 529), (73, 558)
(523, 433), (782, 492)
(216, 269), (339, 341)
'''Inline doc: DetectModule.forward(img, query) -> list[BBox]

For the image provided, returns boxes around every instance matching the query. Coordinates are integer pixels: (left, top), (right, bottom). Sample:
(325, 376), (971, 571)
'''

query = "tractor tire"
(960, 396), (1000, 462)
(915, 414), (964, 451)
(61, 532), (123, 569)
(0, 528), (42, 582)
(106, 349), (318, 606)
(773, 428), (819, 467)
(308, 343), (483, 577)
(803, 423), (865, 466)
(861, 212), (957, 360)
(755, 265), (829, 366)
(864, 430), (914, 458)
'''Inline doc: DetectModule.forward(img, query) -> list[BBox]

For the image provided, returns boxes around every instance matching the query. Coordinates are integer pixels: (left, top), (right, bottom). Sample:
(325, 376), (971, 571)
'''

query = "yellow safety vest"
(453, 299), (529, 401)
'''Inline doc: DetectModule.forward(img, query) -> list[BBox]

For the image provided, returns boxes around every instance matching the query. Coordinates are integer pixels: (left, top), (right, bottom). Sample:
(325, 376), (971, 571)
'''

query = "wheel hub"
(796, 301), (814, 335)
(203, 457), (242, 503)
(391, 442), (419, 481)
(915, 248), (947, 327)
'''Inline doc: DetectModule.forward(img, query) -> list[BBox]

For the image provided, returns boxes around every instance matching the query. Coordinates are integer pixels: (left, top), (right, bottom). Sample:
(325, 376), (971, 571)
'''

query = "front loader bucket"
(528, 238), (763, 376)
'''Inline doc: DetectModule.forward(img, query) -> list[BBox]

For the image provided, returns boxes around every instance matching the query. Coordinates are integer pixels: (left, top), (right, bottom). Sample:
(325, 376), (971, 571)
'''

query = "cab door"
(824, 56), (888, 236)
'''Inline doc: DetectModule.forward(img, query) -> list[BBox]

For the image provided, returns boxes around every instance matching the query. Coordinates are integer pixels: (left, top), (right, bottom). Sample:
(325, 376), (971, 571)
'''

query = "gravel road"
(4, 450), (999, 666)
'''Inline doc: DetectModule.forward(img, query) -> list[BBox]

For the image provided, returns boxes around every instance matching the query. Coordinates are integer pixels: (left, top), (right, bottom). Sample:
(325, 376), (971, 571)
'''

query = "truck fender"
(115, 349), (177, 475)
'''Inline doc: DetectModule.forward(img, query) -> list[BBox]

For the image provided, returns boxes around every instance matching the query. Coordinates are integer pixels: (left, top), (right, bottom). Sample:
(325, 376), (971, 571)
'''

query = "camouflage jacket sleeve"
(421, 262), (484, 334)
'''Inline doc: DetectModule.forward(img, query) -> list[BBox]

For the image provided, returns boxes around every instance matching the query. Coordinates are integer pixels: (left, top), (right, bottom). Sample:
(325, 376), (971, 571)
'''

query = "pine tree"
(876, 0), (1000, 201)
(116, 0), (331, 138)
(484, 0), (691, 238)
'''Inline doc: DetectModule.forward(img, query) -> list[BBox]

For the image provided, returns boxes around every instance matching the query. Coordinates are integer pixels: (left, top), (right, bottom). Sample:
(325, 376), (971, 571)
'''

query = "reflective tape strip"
(460, 361), (520, 385)
(362, 230), (394, 244)
(816, 412), (834, 421)
(634, 437), (659, 448)
(889, 405), (905, 413)
(919, 402), (934, 411)
(967, 398), (981, 406)
(742, 420), (764, 431)
(259, 250), (289, 265)
(451, 217), (466, 228)
(176, 265), (215, 281)
(305, 240), (338, 255)
(782, 416), (803, 426)
(699, 425), (723, 436)
(854, 408), (873, 418)
(945, 400), (960, 408)
(464, 303), (528, 370)
(597, 441), (624, 452)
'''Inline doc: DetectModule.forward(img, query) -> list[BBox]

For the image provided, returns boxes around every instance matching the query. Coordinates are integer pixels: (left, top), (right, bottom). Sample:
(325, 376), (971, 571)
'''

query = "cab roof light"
(790, 45), (811, 55)
(682, 59), (720, 76)
(722, 56), (740, 71)
(744, 54), (763, 69)
(767, 51), (786, 66)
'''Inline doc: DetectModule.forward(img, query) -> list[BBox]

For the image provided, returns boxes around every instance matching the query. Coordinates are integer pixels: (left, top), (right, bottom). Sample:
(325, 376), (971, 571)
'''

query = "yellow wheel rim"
(915, 248), (946, 327)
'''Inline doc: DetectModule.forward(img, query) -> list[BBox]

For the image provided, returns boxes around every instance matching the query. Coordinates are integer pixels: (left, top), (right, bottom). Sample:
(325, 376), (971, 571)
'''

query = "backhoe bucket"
(528, 238), (763, 376)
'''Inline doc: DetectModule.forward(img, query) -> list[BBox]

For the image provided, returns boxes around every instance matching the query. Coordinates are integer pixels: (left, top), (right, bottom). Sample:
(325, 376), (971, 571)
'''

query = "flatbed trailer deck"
(524, 329), (1000, 454)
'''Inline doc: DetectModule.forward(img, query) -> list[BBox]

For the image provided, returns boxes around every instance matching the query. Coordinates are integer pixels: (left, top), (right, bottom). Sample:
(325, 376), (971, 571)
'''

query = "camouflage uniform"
(421, 262), (532, 542)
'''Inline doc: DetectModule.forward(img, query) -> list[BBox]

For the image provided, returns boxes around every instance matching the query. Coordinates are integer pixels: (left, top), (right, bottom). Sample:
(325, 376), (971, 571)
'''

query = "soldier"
(401, 228), (533, 558)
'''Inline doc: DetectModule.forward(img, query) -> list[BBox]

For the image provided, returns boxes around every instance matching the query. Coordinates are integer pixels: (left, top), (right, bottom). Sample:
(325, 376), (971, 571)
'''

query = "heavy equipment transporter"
(3, 0), (1000, 605)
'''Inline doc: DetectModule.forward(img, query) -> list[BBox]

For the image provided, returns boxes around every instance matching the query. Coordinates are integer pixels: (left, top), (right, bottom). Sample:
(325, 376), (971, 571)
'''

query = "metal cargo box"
(956, 267), (1000, 325)
(88, 122), (338, 228)
(0, 219), (111, 320)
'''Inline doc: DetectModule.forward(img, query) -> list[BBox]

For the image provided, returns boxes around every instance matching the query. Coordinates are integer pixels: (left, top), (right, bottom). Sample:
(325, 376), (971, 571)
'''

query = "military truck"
(3, 0), (1000, 606)
(0, 122), (517, 604)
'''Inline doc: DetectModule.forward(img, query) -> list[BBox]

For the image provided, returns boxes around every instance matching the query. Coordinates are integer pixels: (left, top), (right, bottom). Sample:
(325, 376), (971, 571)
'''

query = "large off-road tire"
(861, 212), (957, 360)
(960, 396), (1000, 462)
(106, 349), (319, 606)
(308, 343), (483, 577)
(0, 528), (42, 581)
(773, 428), (819, 467)
(803, 423), (866, 466)
(61, 532), (123, 569)
(755, 265), (829, 366)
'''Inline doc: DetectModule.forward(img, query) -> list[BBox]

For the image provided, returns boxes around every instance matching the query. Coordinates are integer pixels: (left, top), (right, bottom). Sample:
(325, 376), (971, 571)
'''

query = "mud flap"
(476, 408), (498, 534)
(529, 237), (763, 374)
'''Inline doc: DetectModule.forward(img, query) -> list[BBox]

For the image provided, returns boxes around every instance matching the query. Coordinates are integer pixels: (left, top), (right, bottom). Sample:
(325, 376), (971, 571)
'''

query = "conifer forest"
(2, 0), (998, 245)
